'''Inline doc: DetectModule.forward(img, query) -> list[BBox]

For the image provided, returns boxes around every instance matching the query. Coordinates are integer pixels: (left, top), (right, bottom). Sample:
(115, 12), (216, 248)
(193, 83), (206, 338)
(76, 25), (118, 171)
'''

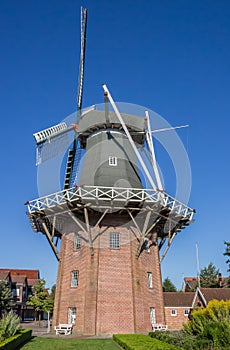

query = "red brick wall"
(53, 215), (165, 335)
(164, 307), (190, 330)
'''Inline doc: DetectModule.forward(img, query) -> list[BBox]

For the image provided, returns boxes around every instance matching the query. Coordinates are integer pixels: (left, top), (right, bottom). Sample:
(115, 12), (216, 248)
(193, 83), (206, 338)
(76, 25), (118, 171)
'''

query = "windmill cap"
(78, 109), (146, 145)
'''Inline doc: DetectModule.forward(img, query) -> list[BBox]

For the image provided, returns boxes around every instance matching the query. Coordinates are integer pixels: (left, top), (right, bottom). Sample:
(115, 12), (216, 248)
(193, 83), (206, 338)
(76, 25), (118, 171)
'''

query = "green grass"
(21, 337), (120, 350)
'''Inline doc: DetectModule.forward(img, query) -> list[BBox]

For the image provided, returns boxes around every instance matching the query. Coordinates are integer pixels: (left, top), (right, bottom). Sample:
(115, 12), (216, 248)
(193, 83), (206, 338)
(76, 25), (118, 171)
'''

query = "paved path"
(20, 322), (112, 338)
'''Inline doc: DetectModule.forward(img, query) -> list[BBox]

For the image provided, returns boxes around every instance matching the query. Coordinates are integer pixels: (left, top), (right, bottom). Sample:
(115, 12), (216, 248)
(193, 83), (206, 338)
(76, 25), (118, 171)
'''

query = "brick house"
(183, 274), (229, 291)
(164, 292), (196, 330)
(0, 269), (40, 320)
(164, 288), (230, 330)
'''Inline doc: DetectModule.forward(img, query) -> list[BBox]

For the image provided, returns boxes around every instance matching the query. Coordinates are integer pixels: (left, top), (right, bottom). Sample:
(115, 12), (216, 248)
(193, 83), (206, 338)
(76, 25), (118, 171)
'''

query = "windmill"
(26, 7), (194, 335)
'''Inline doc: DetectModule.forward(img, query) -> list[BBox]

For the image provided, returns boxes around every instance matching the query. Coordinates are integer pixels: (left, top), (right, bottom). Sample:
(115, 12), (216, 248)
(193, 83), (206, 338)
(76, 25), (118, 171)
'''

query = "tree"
(163, 277), (177, 292)
(224, 241), (230, 272)
(0, 310), (20, 340)
(0, 281), (14, 319)
(43, 297), (54, 333)
(224, 241), (230, 287)
(50, 284), (56, 300)
(200, 262), (219, 288)
(27, 278), (53, 327)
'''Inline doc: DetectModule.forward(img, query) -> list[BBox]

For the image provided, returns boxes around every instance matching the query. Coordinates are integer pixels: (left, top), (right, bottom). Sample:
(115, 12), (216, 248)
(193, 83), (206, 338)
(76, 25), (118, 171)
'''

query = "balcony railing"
(27, 185), (194, 220)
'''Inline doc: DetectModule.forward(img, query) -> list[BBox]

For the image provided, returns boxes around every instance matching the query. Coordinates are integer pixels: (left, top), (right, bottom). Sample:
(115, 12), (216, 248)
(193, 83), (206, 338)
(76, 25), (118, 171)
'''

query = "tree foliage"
(0, 281), (14, 318)
(0, 310), (20, 340)
(184, 300), (230, 348)
(50, 284), (56, 301)
(200, 262), (219, 288)
(224, 241), (230, 272)
(224, 241), (230, 287)
(163, 277), (177, 292)
(26, 279), (54, 323)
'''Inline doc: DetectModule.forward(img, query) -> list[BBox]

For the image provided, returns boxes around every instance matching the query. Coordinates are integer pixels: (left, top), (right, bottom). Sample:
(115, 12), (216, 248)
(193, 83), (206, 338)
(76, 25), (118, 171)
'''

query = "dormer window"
(109, 156), (117, 166)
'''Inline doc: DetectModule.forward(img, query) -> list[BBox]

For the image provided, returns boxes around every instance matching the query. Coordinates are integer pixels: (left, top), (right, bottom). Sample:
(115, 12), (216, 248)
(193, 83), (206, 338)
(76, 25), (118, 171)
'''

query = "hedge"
(0, 329), (32, 350)
(113, 334), (184, 350)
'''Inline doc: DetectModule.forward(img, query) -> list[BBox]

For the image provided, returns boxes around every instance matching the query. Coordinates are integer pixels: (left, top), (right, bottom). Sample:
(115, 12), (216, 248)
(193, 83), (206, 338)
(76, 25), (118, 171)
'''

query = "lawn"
(21, 337), (120, 350)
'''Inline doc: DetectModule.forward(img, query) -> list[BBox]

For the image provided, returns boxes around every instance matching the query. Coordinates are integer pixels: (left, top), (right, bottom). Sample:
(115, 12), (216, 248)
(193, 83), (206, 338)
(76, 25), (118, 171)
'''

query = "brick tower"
(26, 8), (194, 336)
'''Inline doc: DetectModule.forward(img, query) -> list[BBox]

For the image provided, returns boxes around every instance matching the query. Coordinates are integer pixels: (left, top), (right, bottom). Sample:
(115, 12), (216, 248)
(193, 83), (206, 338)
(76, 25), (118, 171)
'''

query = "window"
(68, 307), (76, 324)
(108, 156), (117, 166)
(171, 309), (177, 316)
(71, 270), (79, 287)
(147, 272), (153, 289)
(74, 234), (81, 250)
(184, 309), (189, 316)
(150, 307), (156, 324)
(110, 233), (120, 249)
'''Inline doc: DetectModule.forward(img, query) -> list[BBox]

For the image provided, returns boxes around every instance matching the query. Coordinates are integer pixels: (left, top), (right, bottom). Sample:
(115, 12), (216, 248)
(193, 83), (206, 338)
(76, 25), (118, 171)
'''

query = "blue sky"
(0, 0), (230, 289)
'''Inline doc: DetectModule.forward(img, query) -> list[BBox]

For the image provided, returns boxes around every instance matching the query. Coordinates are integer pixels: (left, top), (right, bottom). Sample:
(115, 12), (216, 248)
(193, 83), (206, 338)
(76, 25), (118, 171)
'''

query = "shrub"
(0, 311), (20, 341)
(149, 330), (210, 350)
(0, 329), (32, 350)
(184, 299), (230, 336)
(201, 321), (230, 348)
(113, 334), (183, 350)
(183, 300), (230, 348)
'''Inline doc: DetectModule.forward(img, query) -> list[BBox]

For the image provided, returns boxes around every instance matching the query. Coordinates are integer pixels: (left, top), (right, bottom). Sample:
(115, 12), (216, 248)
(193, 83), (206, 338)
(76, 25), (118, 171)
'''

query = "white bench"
(54, 323), (73, 335)
(152, 323), (168, 332)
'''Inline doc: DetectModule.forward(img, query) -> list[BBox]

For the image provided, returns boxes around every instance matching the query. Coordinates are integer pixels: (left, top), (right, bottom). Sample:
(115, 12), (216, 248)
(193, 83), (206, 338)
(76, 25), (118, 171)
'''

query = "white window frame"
(184, 309), (189, 316)
(74, 234), (81, 250)
(71, 270), (79, 287)
(68, 307), (76, 324)
(171, 309), (177, 316)
(147, 272), (153, 289)
(108, 156), (117, 166)
(110, 233), (120, 249)
(150, 307), (156, 324)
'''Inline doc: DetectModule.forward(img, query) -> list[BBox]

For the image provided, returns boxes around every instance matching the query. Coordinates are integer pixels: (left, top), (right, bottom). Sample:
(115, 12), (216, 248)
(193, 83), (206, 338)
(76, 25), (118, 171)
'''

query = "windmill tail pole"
(102, 84), (157, 191)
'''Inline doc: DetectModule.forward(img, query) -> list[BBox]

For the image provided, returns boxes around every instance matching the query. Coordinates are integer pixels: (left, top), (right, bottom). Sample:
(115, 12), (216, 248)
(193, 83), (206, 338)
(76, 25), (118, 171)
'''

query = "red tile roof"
(164, 292), (195, 307)
(11, 275), (27, 284)
(0, 271), (10, 281)
(199, 288), (230, 303)
(27, 279), (39, 287)
(184, 277), (229, 289)
(0, 269), (39, 279)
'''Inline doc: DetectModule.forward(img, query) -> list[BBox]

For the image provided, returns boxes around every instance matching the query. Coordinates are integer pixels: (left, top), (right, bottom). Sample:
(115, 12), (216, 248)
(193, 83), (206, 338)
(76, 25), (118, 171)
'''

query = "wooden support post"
(136, 215), (162, 258)
(68, 212), (88, 234)
(127, 210), (142, 236)
(51, 216), (56, 239)
(84, 207), (94, 256)
(95, 209), (108, 227)
(41, 221), (60, 261)
(159, 231), (177, 263)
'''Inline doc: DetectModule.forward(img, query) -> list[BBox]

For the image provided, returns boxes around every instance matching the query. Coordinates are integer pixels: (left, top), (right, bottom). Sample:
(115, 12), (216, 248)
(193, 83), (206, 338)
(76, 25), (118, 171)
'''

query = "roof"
(11, 275), (27, 284)
(164, 292), (195, 307)
(0, 271), (10, 281)
(0, 269), (40, 279)
(199, 288), (230, 304)
(184, 276), (229, 290)
(78, 110), (146, 145)
(27, 279), (39, 287)
(184, 277), (198, 290)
